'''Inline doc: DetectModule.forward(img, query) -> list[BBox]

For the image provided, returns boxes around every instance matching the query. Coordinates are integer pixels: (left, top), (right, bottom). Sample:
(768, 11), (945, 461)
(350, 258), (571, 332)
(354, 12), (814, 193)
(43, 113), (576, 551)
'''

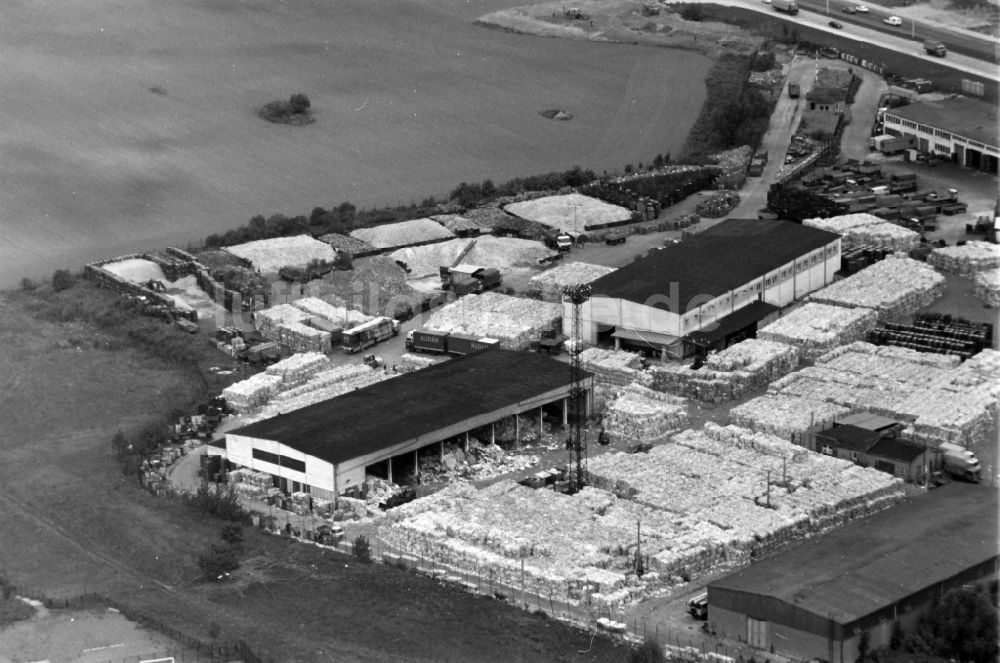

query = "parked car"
(854, 4), (869, 12)
(841, 4), (856, 12)
(884, 15), (902, 25)
(829, 20), (843, 28)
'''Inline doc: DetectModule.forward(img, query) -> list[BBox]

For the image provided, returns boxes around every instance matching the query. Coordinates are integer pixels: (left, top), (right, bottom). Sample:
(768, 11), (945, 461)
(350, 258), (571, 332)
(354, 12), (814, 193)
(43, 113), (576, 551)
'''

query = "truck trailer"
(405, 329), (498, 356)
(772, 0), (799, 14)
(937, 443), (981, 482)
(871, 134), (918, 155)
(341, 316), (400, 353)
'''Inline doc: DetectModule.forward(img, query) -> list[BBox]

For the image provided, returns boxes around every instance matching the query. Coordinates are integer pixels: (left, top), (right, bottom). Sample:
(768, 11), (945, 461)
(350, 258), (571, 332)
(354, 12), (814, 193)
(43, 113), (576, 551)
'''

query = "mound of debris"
(504, 193), (632, 233)
(224, 235), (338, 273)
(350, 218), (455, 250)
(425, 291), (561, 350)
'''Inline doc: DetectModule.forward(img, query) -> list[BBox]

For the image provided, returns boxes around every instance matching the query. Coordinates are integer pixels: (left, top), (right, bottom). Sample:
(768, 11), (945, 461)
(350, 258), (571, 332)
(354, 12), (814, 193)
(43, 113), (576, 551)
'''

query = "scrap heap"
(425, 291), (561, 350)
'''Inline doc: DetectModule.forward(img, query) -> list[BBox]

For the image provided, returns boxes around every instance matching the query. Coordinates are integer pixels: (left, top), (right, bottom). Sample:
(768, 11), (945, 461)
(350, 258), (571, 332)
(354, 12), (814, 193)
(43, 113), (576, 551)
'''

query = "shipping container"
(446, 333), (499, 356)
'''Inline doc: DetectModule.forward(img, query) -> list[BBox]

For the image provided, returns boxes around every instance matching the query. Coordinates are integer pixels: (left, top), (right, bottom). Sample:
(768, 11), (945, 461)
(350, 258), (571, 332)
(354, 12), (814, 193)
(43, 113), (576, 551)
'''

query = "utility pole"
(766, 470), (772, 508)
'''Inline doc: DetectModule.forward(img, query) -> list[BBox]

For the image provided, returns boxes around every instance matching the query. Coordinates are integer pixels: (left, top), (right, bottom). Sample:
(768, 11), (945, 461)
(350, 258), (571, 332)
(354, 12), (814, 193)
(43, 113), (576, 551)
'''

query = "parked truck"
(923, 40), (946, 57)
(871, 134), (918, 155)
(936, 443), (981, 483)
(405, 329), (498, 355)
(772, 0), (798, 14)
(439, 264), (503, 293)
(341, 316), (400, 353)
(544, 230), (574, 252)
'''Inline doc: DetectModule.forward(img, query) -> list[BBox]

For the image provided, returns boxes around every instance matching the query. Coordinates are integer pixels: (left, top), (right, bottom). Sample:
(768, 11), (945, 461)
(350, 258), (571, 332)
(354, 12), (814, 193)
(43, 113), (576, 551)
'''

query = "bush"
(352, 535), (372, 562)
(198, 544), (239, 581)
(904, 586), (998, 663)
(52, 269), (75, 292)
(680, 4), (704, 20)
(220, 524), (244, 546)
(630, 638), (667, 663)
(258, 95), (315, 126)
(20, 278), (36, 291)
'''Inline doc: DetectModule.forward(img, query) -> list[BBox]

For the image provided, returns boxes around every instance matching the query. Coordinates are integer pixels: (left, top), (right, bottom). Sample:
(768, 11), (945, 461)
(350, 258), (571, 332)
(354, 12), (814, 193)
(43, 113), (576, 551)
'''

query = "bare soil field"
(0, 0), (710, 288)
(0, 287), (631, 661)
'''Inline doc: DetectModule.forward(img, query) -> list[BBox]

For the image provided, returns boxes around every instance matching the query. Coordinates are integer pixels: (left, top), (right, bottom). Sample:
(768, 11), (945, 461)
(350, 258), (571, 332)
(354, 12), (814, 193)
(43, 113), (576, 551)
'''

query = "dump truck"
(341, 316), (400, 353)
(937, 443), (981, 482)
(240, 341), (284, 366)
(405, 329), (498, 355)
(923, 39), (946, 56)
(440, 264), (503, 292)
(772, 0), (798, 14)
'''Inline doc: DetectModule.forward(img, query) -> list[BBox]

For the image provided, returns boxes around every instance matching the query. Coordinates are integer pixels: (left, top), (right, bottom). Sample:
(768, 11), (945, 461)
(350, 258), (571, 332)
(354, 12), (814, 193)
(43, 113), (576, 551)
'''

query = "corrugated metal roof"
(709, 483), (997, 625)
(887, 97), (999, 149)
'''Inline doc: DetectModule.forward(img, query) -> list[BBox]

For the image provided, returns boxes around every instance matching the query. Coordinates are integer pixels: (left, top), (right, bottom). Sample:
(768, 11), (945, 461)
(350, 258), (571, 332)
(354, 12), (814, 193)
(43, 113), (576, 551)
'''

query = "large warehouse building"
(707, 484), (997, 663)
(564, 219), (841, 358)
(881, 96), (999, 174)
(210, 350), (592, 500)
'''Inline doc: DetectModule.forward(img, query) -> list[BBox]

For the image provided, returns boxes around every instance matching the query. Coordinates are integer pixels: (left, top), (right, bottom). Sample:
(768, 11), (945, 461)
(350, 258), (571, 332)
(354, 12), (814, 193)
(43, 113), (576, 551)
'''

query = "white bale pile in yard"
(254, 303), (310, 339)
(504, 193), (632, 233)
(729, 394), (853, 440)
(803, 213), (920, 251)
(766, 342), (1000, 449)
(102, 258), (168, 283)
(390, 235), (555, 279)
(928, 241), (1000, 277)
(603, 384), (688, 441)
(382, 423), (902, 609)
(276, 321), (332, 353)
(265, 352), (331, 387)
(808, 256), (946, 322)
(578, 348), (647, 388)
(350, 218), (455, 250)
(758, 303), (878, 360)
(398, 353), (442, 372)
(650, 339), (800, 402)
(529, 262), (617, 301)
(425, 291), (561, 350)
(222, 373), (284, 413)
(291, 296), (372, 329)
(224, 235), (338, 273)
(973, 268), (1000, 307)
(261, 365), (390, 416)
(390, 239), (472, 278)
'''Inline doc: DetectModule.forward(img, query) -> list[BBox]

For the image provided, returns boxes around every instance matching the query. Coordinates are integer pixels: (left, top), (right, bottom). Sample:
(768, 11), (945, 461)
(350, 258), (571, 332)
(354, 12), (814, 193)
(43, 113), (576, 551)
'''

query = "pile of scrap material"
(390, 235), (554, 279)
(973, 268), (1000, 307)
(224, 235), (338, 273)
(425, 291), (561, 350)
(602, 384), (688, 442)
(757, 303), (878, 360)
(928, 241), (1000, 277)
(253, 304), (332, 353)
(228, 469), (274, 499)
(766, 342), (1000, 449)
(431, 214), (483, 235)
(364, 476), (404, 509)
(291, 296), (372, 329)
(259, 364), (390, 417)
(528, 262), (617, 301)
(350, 218), (455, 250)
(649, 339), (800, 402)
(317, 233), (378, 258)
(382, 423), (901, 609)
(503, 193), (632, 233)
(695, 191), (740, 218)
(709, 146), (753, 178)
(729, 395), (853, 441)
(398, 353), (442, 372)
(803, 213), (920, 251)
(264, 352), (331, 388)
(307, 255), (414, 317)
(222, 373), (284, 413)
(578, 348), (647, 388)
(808, 256), (946, 322)
(417, 440), (540, 485)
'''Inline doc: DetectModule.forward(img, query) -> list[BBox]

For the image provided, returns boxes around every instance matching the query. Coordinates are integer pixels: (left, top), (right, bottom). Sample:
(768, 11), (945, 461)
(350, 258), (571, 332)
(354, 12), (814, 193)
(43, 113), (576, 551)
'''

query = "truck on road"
(937, 443), (981, 483)
(341, 316), (400, 353)
(405, 329), (498, 356)
(772, 0), (798, 14)
(923, 39), (946, 56)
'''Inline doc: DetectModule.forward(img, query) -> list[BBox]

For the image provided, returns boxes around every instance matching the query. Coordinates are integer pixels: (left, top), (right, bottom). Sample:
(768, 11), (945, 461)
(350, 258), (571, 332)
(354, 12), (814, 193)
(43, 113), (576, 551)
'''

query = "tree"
(220, 524), (244, 546)
(198, 544), (239, 581)
(680, 4), (704, 21)
(629, 638), (667, 663)
(289, 93), (311, 114)
(904, 586), (998, 663)
(352, 535), (372, 562)
(52, 269), (75, 292)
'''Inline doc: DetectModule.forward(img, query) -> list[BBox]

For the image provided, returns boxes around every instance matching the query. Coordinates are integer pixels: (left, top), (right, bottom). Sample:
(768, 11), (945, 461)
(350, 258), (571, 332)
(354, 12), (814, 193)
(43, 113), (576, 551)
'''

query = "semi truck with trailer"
(923, 40), (946, 56)
(405, 329), (498, 356)
(936, 443), (981, 482)
(341, 316), (400, 353)
(772, 0), (798, 14)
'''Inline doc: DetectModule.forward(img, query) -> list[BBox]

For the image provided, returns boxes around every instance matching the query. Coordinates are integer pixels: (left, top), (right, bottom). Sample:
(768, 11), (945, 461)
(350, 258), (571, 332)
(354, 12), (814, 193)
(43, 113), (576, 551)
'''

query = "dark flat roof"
(686, 300), (779, 346)
(816, 424), (884, 452)
(709, 483), (998, 624)
(888, 97), (999, 148)
(589, 220), (838, 310)
(868, 437), (926, 463)
(228, 350), (584, 465)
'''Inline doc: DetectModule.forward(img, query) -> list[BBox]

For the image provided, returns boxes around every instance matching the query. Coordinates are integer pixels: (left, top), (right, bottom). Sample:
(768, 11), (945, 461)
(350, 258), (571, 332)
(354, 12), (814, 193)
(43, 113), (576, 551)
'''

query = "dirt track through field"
(0, 0), (710, 288)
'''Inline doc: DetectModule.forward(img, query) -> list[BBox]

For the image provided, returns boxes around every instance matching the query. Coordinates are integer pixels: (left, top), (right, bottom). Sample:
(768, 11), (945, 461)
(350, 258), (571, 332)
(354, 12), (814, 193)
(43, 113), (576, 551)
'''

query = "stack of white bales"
(758, 303), (878, 360)
(265, 352), (331, 388)
(222, 373), (284, 413)
(529, 262), (617, 301)
(228, 468), (273, 499)
(291, 296), (373, 330)
(579, 348), (646, 388)
(973, 268), (1000, 307)
(603, 384), (688, 441)
(503, 193), (632, 233)
(803, 213), (920, 251)
(254, 302), (332, 353)
(398, 353), (441, 372)
(729, 395), (853, 441)
(808, 256), (945, 322)
(928, 241), (1000, 277)
(261, 364), (389, 416)
(650, 339), (799, 402)
(425, 291), (561, 350)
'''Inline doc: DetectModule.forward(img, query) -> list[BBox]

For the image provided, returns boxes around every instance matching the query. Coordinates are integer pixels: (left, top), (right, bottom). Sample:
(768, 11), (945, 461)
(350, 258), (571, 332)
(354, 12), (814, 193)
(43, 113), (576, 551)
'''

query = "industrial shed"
(568, 220), (840, 358)
(707, 483), (998, 663)
(213, 350), (592, 499)
(882, 97), (999, 174)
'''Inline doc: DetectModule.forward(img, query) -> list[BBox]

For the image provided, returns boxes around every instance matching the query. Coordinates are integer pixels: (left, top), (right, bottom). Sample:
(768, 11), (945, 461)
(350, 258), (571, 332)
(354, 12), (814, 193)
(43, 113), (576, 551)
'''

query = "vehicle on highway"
(841, 5), (856, 12)
(854, 4), (869, 12)
(884, 15), (902, 25)
(829, 20), (843, 28)
(761, 0), (771, 3)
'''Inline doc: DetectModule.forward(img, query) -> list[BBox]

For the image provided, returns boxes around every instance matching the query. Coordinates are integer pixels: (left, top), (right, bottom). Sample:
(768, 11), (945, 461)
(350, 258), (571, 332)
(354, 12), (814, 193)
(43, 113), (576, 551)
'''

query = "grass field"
(0, 0), (710, 288)
(0, 286), (631, 661)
